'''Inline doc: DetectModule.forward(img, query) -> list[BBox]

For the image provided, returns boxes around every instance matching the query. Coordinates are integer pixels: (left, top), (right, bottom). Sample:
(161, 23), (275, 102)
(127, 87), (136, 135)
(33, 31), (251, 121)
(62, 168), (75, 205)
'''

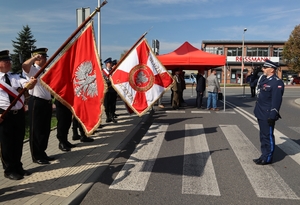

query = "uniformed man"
(54, 99), (76, 152)
(111, 59), (119, 118)
(72, 117), (94, 142)
(22, 48), (55, 165)
(0, 50), (37, 180)
(253, 60), (284, 165)
(102, 57), (117, 123)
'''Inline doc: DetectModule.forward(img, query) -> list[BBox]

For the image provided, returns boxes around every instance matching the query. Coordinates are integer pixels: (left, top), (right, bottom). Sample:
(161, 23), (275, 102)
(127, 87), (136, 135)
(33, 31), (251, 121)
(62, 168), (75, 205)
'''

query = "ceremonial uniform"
(72, 117), (94, 142)
(253, 60), (284, 165)
(0, 50), (35, 180)
(103, 57), (117, 123)
(54, 99), (76, 151)
(23, 48), (54, 164)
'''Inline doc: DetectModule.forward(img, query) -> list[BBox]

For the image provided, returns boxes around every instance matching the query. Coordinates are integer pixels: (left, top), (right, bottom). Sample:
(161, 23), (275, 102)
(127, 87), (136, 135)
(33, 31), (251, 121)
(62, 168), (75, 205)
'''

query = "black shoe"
(59, 142), (71, 152)
(65, 141), (76, 148)
(72, 135), (81, 141)
(80, 136), (94, 142)
(253, 158), (261, 163)
(17, 169), (32, 176)
(4, 172), (24, 180)
(106, 118), (112, 123)
(256, 160), (272, 165)
(112, 118), (117, 123)
(33, 159), (50, 165)
(19, 170), (32, 176)
(44, 156), (55, 161)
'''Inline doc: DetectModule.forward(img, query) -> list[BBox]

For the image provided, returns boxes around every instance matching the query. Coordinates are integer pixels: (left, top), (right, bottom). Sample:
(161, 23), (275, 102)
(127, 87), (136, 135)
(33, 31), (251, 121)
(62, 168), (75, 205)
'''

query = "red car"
(292, 77), (300, 84)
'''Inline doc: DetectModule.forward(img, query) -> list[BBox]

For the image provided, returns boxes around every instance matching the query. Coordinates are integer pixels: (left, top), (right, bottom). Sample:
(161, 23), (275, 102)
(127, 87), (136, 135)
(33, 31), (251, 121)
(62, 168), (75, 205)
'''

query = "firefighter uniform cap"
(104, 57), (112, 64)
(31, 48), (48, 57)
(0, 50), (11, 61)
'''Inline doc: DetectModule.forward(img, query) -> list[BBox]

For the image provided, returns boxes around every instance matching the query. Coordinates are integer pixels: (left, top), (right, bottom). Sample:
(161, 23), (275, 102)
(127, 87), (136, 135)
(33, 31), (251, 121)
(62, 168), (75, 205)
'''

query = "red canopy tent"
(157, 41), (226, 70)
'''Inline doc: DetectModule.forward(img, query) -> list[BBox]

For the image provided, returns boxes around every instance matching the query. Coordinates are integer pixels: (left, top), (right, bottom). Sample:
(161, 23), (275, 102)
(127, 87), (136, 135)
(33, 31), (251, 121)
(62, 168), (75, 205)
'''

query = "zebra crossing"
(109, 123), (300, 200)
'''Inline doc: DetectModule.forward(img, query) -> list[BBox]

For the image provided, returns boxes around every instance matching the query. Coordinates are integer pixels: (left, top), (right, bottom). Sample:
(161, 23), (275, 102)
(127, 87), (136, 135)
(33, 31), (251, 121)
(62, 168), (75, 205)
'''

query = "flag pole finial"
(92, 0), (108, 17)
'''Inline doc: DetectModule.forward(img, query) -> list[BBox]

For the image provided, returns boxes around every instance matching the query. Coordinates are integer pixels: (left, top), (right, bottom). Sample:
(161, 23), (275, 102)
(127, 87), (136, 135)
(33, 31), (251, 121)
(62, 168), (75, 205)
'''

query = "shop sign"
(227, 56), (279, 62)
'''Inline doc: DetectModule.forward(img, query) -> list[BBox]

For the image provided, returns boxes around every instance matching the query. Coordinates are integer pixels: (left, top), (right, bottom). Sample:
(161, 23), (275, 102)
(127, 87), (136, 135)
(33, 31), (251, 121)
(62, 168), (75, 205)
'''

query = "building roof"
(202, 40), (286, 45)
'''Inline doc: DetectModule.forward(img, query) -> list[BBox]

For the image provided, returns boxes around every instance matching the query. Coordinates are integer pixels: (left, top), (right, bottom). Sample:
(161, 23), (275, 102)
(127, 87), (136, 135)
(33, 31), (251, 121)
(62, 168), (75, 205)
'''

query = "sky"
(1, 0), (300, 62)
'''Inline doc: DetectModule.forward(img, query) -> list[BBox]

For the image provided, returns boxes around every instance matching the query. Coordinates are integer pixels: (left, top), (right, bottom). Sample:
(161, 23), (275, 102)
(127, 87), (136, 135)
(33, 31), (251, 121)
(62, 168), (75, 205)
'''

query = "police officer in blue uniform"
(253, 60), (284, 165)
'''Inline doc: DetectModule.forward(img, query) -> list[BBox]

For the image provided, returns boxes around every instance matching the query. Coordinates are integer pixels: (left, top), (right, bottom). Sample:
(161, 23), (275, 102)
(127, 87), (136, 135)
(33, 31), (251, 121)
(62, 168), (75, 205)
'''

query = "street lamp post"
(98, 0), (101, 58)
(240, 28), (247, 86)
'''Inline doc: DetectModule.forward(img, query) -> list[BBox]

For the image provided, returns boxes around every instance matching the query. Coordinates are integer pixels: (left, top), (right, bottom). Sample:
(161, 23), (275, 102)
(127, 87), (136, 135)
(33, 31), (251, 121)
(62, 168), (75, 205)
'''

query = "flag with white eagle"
(110, 38), (174, 116)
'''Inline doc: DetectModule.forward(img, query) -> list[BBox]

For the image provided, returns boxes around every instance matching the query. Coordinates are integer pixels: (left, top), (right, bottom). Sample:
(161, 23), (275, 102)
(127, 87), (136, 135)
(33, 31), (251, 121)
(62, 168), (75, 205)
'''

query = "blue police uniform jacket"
(254, 74), (284, 120)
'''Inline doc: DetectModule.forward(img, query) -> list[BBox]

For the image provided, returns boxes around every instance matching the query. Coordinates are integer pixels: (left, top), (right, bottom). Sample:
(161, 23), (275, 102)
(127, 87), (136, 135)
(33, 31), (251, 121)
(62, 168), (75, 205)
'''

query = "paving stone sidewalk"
(0, 102), (152, 205)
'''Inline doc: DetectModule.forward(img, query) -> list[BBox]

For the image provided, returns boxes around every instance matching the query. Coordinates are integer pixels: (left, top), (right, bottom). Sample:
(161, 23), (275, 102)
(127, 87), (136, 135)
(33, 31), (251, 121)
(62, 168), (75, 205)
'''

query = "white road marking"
(109, 123), (168, 191)
(221, 124), (299, 199)
(182, 124), (220, 196)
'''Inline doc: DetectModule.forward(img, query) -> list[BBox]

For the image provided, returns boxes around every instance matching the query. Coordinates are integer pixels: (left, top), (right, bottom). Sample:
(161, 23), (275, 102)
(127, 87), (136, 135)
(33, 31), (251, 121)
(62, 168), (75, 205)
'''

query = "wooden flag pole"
(108, 31), (149, 76)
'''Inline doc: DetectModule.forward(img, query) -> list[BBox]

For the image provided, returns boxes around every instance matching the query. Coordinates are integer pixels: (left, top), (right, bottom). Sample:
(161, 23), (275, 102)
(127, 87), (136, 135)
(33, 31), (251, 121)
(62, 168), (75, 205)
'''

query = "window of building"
(227, 48), (242, 56)
(273, 48), (283, 60)
(258, 48), (269, 56)
(205, 47), (223, 55)
(247, 47), (269, 56)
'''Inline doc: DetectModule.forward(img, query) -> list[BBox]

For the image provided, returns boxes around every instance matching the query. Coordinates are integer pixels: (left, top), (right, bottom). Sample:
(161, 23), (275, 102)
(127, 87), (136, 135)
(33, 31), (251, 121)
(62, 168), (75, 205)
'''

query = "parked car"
(291, 76), (300, 84)
(184, 74), (197, 84)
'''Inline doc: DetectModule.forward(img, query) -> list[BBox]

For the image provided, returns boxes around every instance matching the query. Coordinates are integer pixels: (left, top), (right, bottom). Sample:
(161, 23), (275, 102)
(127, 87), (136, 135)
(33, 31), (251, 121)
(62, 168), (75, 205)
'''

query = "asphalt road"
(80, 86), (300, 205)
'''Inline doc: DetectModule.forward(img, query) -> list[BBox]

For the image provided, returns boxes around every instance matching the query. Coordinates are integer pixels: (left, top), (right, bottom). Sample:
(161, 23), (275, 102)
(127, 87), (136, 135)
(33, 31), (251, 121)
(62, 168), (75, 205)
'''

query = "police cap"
(263, 60), (279, 70)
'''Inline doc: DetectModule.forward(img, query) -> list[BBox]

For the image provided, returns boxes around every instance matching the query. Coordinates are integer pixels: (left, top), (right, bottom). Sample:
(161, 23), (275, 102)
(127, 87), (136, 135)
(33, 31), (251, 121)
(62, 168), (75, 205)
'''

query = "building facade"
(201, 40), (295, 84)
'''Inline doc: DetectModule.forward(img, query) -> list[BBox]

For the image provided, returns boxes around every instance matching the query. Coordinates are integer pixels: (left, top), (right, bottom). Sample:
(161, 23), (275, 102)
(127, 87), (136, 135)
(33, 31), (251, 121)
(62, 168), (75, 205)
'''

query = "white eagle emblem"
(136, 71), (148, 86)
(74, 61), (98, 100)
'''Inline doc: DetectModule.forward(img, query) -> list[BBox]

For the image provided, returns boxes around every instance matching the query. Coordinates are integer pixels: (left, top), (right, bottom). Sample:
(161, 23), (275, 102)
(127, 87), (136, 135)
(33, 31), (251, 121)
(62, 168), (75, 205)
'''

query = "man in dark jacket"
(196, 70), (206, 109)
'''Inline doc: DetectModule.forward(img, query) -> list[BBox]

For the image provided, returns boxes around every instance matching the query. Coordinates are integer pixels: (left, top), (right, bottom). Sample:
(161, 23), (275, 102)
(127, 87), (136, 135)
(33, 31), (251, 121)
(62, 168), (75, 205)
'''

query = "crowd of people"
(0, 46), (284, 181)
(169, 68), (220, 111)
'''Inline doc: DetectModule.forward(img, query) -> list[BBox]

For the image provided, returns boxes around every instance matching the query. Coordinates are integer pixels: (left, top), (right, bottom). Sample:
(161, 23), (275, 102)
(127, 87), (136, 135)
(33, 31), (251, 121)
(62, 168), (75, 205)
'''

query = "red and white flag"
(41, 23), (106, 135)
(110, 39), (174, 116)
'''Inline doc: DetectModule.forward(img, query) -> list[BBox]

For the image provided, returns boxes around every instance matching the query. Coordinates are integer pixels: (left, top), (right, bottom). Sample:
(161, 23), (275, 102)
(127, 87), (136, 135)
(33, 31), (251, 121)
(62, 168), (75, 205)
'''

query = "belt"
(31, 96), (52, 104)
(0, 108), (22, 115)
